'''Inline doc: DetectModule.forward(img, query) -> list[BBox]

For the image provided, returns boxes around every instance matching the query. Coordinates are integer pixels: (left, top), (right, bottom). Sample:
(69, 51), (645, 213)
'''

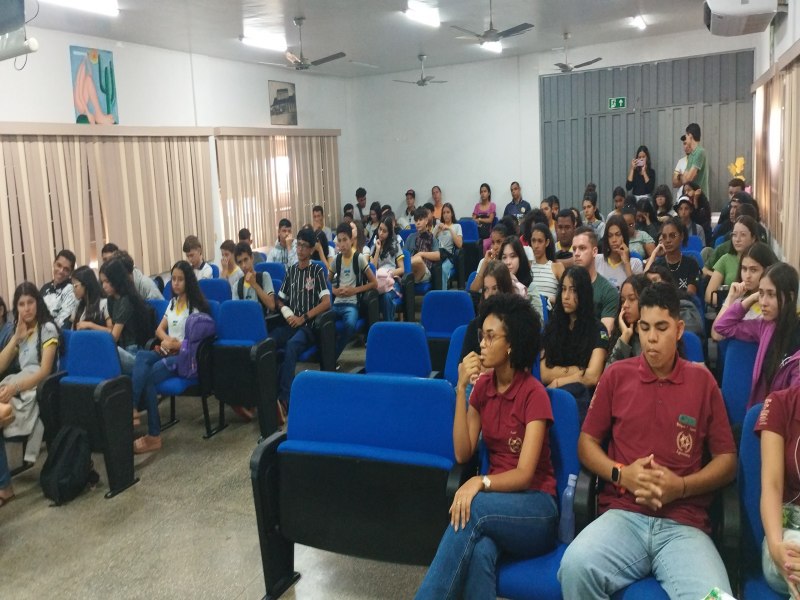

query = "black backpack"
(40, 426), (99, 505)
(236, 272), (271, 314)
(334, 252), (367, 310)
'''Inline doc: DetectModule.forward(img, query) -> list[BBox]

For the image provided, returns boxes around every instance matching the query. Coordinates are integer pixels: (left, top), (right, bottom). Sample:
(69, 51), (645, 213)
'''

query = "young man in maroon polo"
(559, 282), (737, 598)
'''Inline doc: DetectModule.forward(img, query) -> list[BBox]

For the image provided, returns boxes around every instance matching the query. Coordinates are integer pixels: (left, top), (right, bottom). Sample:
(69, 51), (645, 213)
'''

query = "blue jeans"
(132, 351), (176, 436)
(0, 438), (9, 489)
(117, 344), (140, 375)
(415, 490), (557, 600)
(269, 324), (316, 407)
(441, 258), (454, 289)
(332, 303), (359, 357)
(558, 509), (731, 599)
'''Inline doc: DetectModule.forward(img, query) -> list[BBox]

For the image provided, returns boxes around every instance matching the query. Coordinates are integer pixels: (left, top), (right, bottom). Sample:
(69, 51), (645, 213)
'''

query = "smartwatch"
(611, 463), (624, 486)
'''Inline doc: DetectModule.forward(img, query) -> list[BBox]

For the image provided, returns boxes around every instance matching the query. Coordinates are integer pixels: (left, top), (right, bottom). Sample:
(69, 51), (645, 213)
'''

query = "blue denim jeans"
(117, 344), (140, 375)
(132, 351), (176, 436)
(441, 258), (454, 289)
(558, 509), (731, 599)
(332, 303), (359, 358)
(379, 291), (398, 322)
(0, 438), (9, 489)
(415, 490), (557, 600)
(269, 324), (315, 407)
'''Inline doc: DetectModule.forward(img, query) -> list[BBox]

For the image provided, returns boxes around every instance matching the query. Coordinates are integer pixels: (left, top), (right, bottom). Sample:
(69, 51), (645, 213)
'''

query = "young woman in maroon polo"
(756, 388), (800, 596)
(416, 293), (557, 600)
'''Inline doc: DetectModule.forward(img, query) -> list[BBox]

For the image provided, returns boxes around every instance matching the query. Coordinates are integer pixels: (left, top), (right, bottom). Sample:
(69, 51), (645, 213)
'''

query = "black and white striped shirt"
(278, 262), (329, 318)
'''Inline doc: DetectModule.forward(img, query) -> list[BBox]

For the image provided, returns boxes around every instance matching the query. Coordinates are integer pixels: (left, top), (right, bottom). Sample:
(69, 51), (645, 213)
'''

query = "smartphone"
(636, 158), (645, 167)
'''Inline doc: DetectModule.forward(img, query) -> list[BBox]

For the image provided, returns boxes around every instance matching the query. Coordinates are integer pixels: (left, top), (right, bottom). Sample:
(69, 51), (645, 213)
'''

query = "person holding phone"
(626, 145), (656, 197)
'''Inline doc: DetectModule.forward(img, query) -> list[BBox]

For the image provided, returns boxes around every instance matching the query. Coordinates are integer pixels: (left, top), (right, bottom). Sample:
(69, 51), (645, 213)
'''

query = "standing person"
(555, 209), (576, 260)
(472, 183), (496, 240)
(370, 216), (404, 322)
(238, 228), (267, 263)
(40, 249), (78, 328)
(354, 187), (369, 225)
(270, 228), (331, 413)
(645, 217), (701, 296)
(267, 219), (298, 267)
(182, 236), (213, 280)
(559, 283), (737, 599)
(582, 195), (605, 240)
(503, 181), (532, 220)
(311, 205), (333, 240)
(529, 223), (564, 307)
(594, 215), (644, 290)
(431, 185), (444, 221)
(626, 145), (656, 197)
(680, 123), (709, 197)
(131, 261), (210, 454)
(70, 266), (111, 332)
(0, 282), (61, 506)
(415, 293), (556, 600)
(570, 227), (619, 334)
(219, 239), (244, 292)
(672, 134), (692, 200)
(606, 274), (650, 365)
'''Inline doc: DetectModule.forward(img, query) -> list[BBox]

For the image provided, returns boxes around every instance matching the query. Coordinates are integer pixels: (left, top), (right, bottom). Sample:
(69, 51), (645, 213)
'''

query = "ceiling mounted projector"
(0, 0), (38, 63)
(704, 0), (778, 36)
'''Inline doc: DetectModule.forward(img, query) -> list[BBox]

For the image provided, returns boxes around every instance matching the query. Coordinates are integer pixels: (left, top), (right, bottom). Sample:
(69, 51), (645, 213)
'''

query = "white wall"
(755, 4), (800, 78)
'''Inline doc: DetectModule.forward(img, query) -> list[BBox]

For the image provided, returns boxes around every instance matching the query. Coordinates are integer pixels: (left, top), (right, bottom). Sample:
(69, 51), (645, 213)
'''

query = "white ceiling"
(27, 0), (707, 77)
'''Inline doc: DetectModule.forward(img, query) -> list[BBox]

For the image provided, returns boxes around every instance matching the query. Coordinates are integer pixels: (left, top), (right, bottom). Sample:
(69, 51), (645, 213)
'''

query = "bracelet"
(681, 477), (687, 499)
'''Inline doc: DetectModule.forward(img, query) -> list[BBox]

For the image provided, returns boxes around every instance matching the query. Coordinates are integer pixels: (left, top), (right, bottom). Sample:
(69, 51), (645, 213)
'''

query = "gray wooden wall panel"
(540, 50), (755, 215)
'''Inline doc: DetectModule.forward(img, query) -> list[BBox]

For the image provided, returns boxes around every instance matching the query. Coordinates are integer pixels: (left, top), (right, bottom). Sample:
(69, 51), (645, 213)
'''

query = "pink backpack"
(375, 267), (396, 295)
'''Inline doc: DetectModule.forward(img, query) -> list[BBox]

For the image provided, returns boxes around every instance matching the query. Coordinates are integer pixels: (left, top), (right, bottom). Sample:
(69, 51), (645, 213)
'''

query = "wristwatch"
(611, 463), (624, 486)
(482, 475), (492, 490)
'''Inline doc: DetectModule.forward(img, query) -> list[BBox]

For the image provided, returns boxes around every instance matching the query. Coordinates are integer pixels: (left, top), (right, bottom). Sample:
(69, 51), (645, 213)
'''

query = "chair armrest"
(349, 366), (366, 374)
(427, 371), (442, 379)
(574, 467), (599, 534)
(145, 337), (158, 351)
(252, 338), (278, 439)
(402, 273), (416, 322)
(711, 481), (740, 589)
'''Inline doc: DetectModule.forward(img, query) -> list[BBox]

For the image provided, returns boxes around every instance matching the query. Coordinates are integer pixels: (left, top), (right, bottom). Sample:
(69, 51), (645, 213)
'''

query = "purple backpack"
(770, 348), (800, 395)
(167, 311), (216, 379)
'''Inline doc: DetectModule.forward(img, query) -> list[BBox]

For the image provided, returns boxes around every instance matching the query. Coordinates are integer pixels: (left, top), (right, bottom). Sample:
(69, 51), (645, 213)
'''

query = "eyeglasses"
(296, 241), (312, 249)
(478, 331), (506, 346)
(661, 232), (680, 241)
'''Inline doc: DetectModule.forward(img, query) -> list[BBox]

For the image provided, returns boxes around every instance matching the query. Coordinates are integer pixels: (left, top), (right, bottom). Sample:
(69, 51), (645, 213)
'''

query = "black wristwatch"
(611, 463), (624, 485)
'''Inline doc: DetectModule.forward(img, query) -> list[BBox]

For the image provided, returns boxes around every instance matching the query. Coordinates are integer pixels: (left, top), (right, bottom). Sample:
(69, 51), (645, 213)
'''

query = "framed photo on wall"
(269, 80), (297, 126)
(70, 46), (118, 125)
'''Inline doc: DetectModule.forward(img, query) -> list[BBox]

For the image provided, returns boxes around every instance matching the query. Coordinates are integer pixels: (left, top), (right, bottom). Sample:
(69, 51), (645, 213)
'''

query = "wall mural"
(70, 46), (118, 125)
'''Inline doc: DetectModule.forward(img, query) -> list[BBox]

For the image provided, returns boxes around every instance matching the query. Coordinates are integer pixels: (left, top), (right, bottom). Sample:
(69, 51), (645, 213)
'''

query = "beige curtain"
(780, 62), (800, 266)
(0, 133), (213, 303)
(215, 133), (341, 250)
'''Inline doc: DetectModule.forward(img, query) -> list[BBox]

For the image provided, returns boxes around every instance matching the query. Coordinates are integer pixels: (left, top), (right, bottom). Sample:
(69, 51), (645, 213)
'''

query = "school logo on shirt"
(305, 276), (315, 291)
(676, 430), (693, 457)
(508, 432), (522, 454)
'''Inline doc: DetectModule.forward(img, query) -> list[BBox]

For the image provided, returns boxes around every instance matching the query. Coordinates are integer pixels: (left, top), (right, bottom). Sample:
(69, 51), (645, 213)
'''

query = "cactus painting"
(70, 46), (118, 125)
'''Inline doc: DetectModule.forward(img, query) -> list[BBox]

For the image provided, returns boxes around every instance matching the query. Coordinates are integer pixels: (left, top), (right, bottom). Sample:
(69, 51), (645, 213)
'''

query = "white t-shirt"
(594, 254), (643, 290)
(436, 223), (462, 254)
(164, 300), (197, 342)
(674, 155), (688, 199)
(194, 261), (213, 281)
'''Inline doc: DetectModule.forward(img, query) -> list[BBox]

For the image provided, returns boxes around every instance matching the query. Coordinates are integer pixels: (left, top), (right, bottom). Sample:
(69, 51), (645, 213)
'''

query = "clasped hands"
(622, 454), (684, 511)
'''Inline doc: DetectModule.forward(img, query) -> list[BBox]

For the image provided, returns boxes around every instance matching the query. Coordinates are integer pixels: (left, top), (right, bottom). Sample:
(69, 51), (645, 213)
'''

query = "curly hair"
(542, 266), (597, 369)
(477, 292), (541, 371)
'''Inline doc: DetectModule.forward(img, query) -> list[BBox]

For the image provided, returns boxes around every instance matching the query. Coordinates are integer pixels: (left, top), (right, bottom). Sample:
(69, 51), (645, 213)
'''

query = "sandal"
(231, 405), (255, 422)
(133, 435), (162, 454)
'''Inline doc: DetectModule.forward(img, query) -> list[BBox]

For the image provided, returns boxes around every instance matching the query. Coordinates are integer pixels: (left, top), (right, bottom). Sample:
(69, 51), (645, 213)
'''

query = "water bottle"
(558, 473), (578, 544)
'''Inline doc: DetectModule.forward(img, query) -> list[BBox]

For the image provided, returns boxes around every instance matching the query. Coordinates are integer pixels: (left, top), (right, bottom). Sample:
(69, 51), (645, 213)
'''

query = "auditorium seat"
(357, 322), (436, 378)
(420, 290), (475, 371)
(722, 339), (758, 428)
(198, 277), (232, 304)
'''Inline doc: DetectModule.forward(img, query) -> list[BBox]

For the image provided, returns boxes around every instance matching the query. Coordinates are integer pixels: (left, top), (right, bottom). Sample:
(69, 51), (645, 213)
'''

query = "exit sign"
(609, 96), (627, 109)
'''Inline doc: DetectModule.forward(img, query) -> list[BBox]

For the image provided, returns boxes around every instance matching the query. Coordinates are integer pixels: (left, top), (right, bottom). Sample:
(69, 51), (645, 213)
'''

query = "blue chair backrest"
(682, 249), (704, 270)
(163, 280), (173, 300)
(539, 295), (549, 325)
(548, 387), (581, 499)
(714, 235), (727, 248)
(421, 291), (475, 338)
(458, 219), (480, 243)
(255, 261), (287, 284)
(722, 339), (759, 427)
(207, 299), (220, 323)
(64, 331), (121, 379)
(216, 300), (267, 343)
(199, 278), (232, 304)
(681, 331), (704, 362)
(532, 352), (541, 380)
(286, 371), (456, 463)
(686, 236), (704, 253)
(466, 271), (477, 291)
(210, 263), (220, 278)
(147, 299), (169, 324)
(739, 404), (764, 557)
(399, 229), (414, 243)
(444, 324), (469, 387)
(312, 260), (332, 295)
(365, 322), (432, 377)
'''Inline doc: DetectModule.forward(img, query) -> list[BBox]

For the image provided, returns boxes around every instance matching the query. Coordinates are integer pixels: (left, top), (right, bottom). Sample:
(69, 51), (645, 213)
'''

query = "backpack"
(169, 311), (216, 379)
(375, 267), (396, 294)
(236, 272), (272, 313)
(40, 426), (99, 505)
(334, 252), (367, 308)
(770, 348), (800, 394)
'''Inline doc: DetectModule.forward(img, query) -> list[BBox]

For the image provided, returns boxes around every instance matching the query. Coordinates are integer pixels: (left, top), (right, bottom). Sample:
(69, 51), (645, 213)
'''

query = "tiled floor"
(0, 344), (427, 600)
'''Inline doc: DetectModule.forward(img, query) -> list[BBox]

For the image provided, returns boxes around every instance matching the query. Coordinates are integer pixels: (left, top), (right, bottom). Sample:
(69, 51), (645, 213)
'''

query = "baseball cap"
(405, 189), (416, 198)
(676, 195), (693, 209)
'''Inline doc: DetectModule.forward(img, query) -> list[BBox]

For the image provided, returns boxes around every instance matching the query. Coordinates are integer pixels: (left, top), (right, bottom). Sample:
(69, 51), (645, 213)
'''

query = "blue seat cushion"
(426, 330), (455, 340)
(414, 282), (432, 295)
(214, 339), (256, 348)
(743, 575), (783, 599)
(278, 440), (454, 471)
(61, 375), (107, 386)
(156, 377), (198, 395)
(497, 544), (567, 600)
(611, 578), (669, 599)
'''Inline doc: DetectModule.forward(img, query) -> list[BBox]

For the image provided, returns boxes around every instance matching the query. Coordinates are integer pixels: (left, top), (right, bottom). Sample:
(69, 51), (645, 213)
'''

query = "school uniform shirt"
(594, 255), (644, 291)
(73, 298), (110, 328)
(225, 266), (244, 292)
(583, 355), (736, 533)
(194, 261), (214, 281)
(333, 253), (369, 306)
(238, 272), (274, 302)
(40, 279), (78, 328)
(470, 369), (556, 496)
(163, 299), (197, 341)
(756, 388), (800, 505)
(654, 255), (700, 292)
(278, 262), (330, 320)
(267, 240), (298, 267)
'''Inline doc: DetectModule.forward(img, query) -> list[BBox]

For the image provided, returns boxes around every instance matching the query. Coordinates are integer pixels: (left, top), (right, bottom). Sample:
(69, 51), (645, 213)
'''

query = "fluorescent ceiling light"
(39, 0), (119, 17)
(241, 31), (287, 52)
(483, 41), (502, 53)
(405, 1), (440, 28)
(631, 16), (647, 30)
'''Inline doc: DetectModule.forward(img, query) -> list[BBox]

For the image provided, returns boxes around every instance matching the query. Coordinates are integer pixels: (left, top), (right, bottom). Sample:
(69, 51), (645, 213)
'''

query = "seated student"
(554, 208), (577, 260)
(582, 194), (605, 240)
(675, 194), (706, 246)
(714, 262), (800, 410)
(237, 228), (267, 264)
(529, 223), (565, 307)
(595, 215), (644, 290)
(606, 274), (650, 365)
(182, 235), (213, 280)
(432, 203), (463, 288)
(570, 226), (619, 334)
(756, 387), (800, 597)
(705, 215), (759, 306)
(644, 216), (700, 296)
(713, 178), (745, 239)
(635, 198), (660, 242)
(609, 186), (627, 218)
(330, 222), (377, 358)
(415, 293), (555, 599)
(369, 216), (404, 322)
(70, 266), (111, 332)
(540, 266), (609, 419)
(100, 244), (164, 301)
(304, 224), (333, 267)
(342, 203), (355, 223)
(311, 205), (333, 241)
(0, 282), (60, 506)
(100, 258), (151, 375)
(131, 261), (211, 454)
(0, 297), (13, 351)
(270, 228), (331, 413)
(232, 242), (276, 313)
(219, 239), (244, 291)
(365, 201), (382, 239)
(540, 196), (558, 240)
(266, 219), (298, 267)
(460, 261), (515, 361)
(40, 249), (78, 328)
(470, 224), (509, 294)
(711, 242), (778, 341)
(644, 264), (706, 343)
(703, 202), (766, 277)
(622, 206), (655, 259)
(407, 207), (438, 284)
(558, 282), (737, 599)
(683, 181), (712, 244)
(653, 184), (676, 223)
(499, 236), (544, 319)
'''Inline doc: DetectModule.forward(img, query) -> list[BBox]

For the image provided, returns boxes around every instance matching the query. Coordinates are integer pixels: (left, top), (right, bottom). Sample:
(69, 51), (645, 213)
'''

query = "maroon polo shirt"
(756, 388), (800, 505)
(470, 370), (557, 496)
(583, 355), (736, 533)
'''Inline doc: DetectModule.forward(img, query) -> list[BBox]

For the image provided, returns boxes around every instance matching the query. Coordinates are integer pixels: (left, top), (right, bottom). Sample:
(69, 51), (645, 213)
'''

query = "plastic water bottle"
(558, 473), (578, 544)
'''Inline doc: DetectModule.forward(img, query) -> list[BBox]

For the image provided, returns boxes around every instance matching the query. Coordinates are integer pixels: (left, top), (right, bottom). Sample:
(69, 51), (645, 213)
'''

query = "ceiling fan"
(393, 54), (447, 87)
(451, 0), (534, 46)
(554, 32), (602, 72)
(283, 17), (345, 70)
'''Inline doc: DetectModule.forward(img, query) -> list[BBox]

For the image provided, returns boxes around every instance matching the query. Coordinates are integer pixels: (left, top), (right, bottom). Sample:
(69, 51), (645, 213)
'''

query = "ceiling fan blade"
(423, 75), (435, 82)
(497, 23), (534, 39)
(285, 51), (302, 64)
(349, 60), (380, 69)
(393, 80), (418, 84)
(311, 51), (346, 66)
(429, 80), (447, 84)
(259, 61), (291, 68)
(554, 62), (571, 70)
(572, 57), (602, 69)
(450, 25), (483, 39)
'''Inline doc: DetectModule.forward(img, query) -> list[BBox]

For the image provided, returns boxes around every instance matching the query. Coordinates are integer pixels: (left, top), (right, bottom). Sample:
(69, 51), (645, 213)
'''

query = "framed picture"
(70, 46), (118, 125)
(269, 80), (297, 126)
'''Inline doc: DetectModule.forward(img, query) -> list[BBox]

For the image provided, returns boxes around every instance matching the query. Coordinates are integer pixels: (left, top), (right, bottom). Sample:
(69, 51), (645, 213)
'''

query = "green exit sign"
(609, 96), (627, 109)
